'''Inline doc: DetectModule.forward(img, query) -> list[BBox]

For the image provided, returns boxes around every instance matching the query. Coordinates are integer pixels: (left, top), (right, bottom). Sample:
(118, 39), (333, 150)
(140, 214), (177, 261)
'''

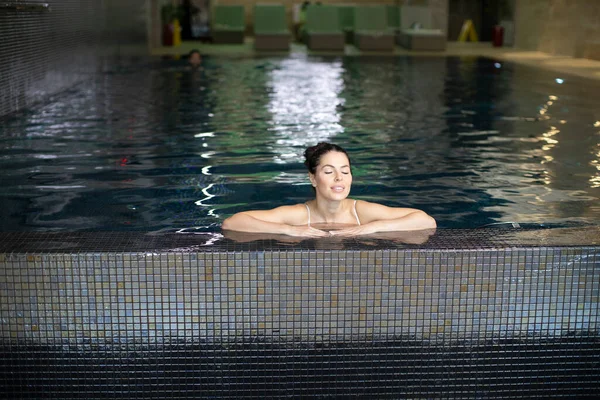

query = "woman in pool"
(222, 142), (436, 237)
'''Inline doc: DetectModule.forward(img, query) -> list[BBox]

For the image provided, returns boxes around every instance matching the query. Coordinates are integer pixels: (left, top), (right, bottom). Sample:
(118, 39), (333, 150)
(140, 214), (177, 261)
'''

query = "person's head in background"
(188, 49), (202, 67)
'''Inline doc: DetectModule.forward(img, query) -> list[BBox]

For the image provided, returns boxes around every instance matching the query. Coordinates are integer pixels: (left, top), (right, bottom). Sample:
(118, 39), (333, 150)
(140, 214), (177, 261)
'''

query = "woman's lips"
(331, 186), (345, 192)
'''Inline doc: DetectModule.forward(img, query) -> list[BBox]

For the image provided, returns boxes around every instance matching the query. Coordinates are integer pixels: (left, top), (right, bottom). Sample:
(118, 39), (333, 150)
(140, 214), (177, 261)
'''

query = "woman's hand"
(328, 224), (378, 237)
(286, 225), (331, 238)
(222, 230), (304, 243)
(329, 224), (436, 244)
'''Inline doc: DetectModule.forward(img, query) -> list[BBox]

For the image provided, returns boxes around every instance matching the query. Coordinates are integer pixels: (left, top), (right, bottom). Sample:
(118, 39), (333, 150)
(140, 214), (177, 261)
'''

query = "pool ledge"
(0, 226), (599, 253)
(0, 227), (598, 344)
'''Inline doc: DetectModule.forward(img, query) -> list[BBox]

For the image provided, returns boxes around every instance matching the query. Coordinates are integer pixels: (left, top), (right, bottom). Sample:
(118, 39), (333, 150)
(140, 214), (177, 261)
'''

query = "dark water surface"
(1, 55), (599, 232)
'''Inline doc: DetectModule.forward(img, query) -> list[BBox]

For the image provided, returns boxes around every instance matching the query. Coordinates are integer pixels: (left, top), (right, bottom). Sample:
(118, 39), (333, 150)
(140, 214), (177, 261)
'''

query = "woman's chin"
(326, 192), (349, 201)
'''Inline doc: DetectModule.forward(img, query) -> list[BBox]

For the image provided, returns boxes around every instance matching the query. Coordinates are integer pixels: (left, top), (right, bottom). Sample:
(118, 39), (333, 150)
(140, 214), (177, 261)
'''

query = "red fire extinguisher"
(492, 25), (504, 47)
(163, 23), (174, 46)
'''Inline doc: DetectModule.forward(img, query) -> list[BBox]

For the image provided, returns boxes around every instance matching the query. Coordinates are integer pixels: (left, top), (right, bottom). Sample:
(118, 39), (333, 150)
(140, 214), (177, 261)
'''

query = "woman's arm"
(330, 200), (436, 236)
(222, 205), (329, 237)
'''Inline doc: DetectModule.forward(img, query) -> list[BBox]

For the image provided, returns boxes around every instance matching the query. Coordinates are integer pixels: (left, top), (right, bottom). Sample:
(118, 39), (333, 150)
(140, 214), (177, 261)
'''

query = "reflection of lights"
(173, 230), (224, 246)
(196, 184), (215, 203)
(555, 78), (564, 84)
(36, 185), (86, 190)
(194, 132), (214, 138)
(201, 151), (216, 159)
(201, 166), (212, 175)
(539, 126), (559, 153)
(198, 184), (215, 203)
(588, 148), (600, 188)
(594, 121), (600, 128)
(200, 232), (224, 246)
(267, 56), (345, 163)
(542, 128), (559, 139)
(543, 170), (551, 185)
(494, 62), (501, 68)
(194, 183), (219, 218)
(590, 153), (600, 187)
(33, 154), (58, 159)
(539, 97), (556, 115)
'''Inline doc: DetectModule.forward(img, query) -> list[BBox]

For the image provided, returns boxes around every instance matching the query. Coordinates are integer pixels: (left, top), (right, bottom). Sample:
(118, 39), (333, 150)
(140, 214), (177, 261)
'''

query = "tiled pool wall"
(1, 230), (598, 398)
(0, 0), (147, 118)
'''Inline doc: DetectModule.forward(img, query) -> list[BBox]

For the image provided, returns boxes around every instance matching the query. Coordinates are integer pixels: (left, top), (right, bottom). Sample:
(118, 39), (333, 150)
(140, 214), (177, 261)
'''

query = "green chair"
(353, 5), (394, 51)
(212, 5), (245, 44)
(386, 5), (401, 33)
(305, 5), (345, 51)
(254, 4), (290, 51)
(337, 5), (355, 44)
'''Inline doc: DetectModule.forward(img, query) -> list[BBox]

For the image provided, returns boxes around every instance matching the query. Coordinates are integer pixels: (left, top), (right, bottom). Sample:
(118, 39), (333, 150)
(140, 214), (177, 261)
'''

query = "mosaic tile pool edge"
(1, 246), (597, 345)
(1, 230), (599, 398)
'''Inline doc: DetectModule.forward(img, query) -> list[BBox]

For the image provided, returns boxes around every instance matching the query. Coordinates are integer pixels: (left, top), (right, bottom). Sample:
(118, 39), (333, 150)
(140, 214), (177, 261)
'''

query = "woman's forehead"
(318, 151), (349, 166)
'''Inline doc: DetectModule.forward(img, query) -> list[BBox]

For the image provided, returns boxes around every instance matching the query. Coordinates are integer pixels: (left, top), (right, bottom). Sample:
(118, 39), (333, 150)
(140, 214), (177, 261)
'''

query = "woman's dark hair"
(304, 142), (351, 175)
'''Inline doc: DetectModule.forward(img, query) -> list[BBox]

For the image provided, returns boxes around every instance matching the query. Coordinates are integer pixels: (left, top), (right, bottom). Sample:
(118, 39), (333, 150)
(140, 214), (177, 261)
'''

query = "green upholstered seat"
(337, 5), (355, 43)
(337, 5), (354, 32)
(213, 5), (244, 31)
(354, 5), (392, 34)
(254, 4), (290, 50)
(254, 4), (288, 35)
(353, 5), (394, 51)
(213, 5), (245, 44)
(386, 5), (401, 31)
(306, 5), (342, 34)
(304, 5), (345, 50)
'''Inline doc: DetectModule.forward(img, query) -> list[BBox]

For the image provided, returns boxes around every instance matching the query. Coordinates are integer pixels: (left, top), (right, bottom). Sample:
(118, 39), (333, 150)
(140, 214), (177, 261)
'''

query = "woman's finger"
(310, 228), (330, 237)
(329, 229), (354, 237)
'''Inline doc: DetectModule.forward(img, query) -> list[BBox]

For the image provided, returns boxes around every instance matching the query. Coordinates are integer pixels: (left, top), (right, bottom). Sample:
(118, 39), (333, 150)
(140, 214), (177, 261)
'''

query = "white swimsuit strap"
(305, 203), (311, 226)
(353, 200), (361, 225)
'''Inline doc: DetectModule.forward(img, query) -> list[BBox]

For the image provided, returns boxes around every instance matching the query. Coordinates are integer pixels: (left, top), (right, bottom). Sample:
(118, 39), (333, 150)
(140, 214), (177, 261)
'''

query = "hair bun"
(303, 142), (350, 174)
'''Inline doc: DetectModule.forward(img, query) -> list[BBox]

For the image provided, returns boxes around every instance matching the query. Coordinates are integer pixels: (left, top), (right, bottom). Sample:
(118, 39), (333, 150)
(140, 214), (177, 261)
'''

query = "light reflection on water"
(267, 54), (345, 166)
(0, 56), (599, 232)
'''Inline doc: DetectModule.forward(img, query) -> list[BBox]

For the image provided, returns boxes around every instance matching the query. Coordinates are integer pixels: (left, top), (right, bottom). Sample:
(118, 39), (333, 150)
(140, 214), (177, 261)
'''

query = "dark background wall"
(0, 0), (148, 118)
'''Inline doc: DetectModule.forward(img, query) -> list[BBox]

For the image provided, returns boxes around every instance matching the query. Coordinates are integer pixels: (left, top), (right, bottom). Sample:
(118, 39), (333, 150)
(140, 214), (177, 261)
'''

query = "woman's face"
(309, 151), (352, 201)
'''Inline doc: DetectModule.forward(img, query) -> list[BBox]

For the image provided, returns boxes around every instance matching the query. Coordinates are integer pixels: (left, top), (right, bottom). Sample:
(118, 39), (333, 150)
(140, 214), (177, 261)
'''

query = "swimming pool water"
(0, 55), (599, 232)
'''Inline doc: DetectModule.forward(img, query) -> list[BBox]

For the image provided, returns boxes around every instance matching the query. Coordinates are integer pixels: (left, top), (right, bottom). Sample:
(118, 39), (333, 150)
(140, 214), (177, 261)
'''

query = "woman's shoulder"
(271, 203), (309, 225)
(270, 202), (309, 214)
(354, 199), (430, 222)
(247, 203), (308, 216)
(352, 199), (372, 209)
(231, 203), (308, 226)
(277, 203), (309, 212)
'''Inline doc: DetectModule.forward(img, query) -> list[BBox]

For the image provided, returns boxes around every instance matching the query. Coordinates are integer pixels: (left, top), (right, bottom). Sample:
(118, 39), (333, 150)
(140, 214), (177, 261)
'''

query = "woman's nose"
(334, 174), (342, 181)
